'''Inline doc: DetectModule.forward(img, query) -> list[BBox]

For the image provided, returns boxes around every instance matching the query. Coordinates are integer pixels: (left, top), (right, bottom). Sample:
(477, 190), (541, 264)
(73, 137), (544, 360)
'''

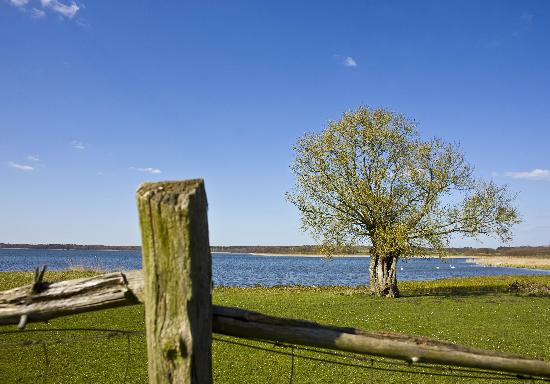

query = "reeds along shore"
(468, 256), (550, 270)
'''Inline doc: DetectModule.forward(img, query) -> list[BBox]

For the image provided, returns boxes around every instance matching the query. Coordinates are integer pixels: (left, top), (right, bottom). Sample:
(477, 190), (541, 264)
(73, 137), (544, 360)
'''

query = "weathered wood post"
(137, 180), (212, 384)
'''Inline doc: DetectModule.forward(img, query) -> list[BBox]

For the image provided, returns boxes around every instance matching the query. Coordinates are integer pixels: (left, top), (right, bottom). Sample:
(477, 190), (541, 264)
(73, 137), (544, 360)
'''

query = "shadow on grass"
(400, 277), (550, 298)
(401, 286), (507, 298)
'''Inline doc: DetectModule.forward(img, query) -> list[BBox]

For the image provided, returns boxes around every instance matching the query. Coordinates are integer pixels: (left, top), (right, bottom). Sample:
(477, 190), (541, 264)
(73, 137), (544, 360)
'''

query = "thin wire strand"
(219, 335), (546, 381)
(213, 336), (550, 382)
(2, 328), (549, 382)
(213, 332), (537, 379)
(0, 328), (144, 348)
(291, 342), (538, 379)
(41, 341), (49, 384)
(288, 345), (295, 384)
(123, 334), (131, 383)
(0, 328), (144, 384)
(0, 328), (145, 336)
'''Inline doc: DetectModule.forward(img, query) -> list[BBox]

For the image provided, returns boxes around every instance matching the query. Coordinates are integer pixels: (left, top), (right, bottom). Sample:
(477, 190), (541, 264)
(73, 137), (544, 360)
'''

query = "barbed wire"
(41, 342), (49, 384)
(0, 328), (144, 347)
(213, 335), (550, 383)
(0, 327), (144, 383)
(291, 343), (545, 380)
(1, 328), (548, 383)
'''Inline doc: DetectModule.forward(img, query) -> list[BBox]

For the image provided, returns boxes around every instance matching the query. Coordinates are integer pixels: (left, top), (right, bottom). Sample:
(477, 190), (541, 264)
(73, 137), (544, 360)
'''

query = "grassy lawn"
(1, 272), (549, 383)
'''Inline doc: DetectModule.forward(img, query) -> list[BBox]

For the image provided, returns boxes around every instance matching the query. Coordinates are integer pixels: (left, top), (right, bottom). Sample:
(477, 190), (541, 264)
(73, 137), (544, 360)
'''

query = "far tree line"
(212, 245), (550, 257)
(2, 243), (549, 257)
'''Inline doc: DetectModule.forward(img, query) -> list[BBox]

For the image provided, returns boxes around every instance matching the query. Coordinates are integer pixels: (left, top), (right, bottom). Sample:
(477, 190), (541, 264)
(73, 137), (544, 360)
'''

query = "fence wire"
(212, 335), (550, 383)
(1, 328), (548, 383)
(0, 328), (144, 383)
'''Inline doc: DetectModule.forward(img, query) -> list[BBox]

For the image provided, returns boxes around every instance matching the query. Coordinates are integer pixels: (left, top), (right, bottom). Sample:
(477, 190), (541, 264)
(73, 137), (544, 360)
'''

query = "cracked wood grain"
(137, 180), (212, 384)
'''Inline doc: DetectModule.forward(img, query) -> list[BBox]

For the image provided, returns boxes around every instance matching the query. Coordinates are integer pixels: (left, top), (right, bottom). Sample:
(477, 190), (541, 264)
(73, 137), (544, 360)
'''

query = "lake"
(1, 249), (549, 287)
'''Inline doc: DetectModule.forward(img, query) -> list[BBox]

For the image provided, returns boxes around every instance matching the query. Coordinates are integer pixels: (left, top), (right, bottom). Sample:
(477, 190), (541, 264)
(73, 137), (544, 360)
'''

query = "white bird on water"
(450, 265), (456, 269)
(435, 266), (440, 269)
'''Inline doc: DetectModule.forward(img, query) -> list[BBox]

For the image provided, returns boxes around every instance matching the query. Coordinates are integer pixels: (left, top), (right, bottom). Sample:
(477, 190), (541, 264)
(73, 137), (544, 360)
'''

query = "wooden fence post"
(137, 180), (212, 384)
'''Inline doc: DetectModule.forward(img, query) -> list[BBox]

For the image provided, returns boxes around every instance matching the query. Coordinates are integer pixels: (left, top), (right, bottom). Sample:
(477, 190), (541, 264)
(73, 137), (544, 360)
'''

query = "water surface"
(1, 249), (548, 287)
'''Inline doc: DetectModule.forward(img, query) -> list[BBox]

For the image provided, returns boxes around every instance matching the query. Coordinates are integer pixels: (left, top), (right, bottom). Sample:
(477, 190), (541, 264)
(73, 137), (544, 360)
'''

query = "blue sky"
(1, 0), (549, 247)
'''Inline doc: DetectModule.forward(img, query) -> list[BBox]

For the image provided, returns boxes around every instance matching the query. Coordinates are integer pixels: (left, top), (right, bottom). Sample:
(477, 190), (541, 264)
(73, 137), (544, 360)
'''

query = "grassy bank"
(1, 272), (549, 383)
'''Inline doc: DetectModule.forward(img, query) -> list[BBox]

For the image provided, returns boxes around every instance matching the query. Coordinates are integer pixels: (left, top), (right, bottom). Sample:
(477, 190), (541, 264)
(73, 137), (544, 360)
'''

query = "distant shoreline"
(248, 253), (476, 259)
(1, 244), (549, 260)
(0, 243), (140, 251)
(0, 246), (466, 258)
(248, 253), (369, 258)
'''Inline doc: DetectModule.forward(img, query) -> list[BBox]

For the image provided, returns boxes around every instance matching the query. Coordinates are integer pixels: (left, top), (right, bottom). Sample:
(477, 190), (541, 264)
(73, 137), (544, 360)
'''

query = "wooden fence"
(1, 179), (550, 383)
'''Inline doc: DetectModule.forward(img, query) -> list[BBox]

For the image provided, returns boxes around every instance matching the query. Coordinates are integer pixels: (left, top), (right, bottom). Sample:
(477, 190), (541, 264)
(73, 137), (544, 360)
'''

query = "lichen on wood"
(137, 180), (212, 384)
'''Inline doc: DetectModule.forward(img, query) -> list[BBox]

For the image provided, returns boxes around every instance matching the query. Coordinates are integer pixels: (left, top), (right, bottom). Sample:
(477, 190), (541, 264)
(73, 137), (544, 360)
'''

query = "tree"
(287, 107), (520, 297)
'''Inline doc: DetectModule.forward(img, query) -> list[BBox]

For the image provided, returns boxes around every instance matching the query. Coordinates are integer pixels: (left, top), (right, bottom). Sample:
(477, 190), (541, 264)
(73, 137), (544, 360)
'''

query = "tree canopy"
(287, 106), (520, 296)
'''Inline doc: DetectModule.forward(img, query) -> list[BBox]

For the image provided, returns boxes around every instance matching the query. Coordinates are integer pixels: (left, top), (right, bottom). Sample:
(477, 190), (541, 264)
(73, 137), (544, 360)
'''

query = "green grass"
(1, 272), (549, 383)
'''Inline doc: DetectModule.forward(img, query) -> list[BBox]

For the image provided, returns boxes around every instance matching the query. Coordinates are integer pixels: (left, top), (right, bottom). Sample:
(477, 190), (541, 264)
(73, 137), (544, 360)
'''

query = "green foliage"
(287, 106), (520, 258)
(1, 272), (549, 383)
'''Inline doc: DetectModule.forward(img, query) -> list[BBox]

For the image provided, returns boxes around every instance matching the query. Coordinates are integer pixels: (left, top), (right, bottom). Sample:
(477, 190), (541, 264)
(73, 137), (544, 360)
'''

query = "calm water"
(0, 248), (548, 287)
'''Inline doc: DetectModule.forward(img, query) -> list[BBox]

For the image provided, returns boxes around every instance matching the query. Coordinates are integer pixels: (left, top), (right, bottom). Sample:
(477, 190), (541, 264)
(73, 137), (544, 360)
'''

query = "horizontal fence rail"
(2, 180), (550, 383)
(1, 269), (550, 379)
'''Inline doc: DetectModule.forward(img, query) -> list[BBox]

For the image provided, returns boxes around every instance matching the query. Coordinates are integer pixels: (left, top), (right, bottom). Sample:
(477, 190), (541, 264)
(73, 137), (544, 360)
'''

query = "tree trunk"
(369, 252), (400, 297)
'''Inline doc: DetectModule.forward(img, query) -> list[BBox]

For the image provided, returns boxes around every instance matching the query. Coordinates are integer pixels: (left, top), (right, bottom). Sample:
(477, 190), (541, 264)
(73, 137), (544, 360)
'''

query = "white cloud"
(504, 169), (550, 181)
(344, 56), (358, 67)
(27, 154), (40, 161)
(30, 7), (46, 18)
(133, 167), (162, 174)
(8, 161), (34, 171)
(40, 0), (79, 19)
(8, 0), (29, 7)
(72, 140), (85, 150)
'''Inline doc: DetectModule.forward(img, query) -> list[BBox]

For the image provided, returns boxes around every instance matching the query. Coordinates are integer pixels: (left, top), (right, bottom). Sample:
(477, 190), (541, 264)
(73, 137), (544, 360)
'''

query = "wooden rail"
(1, 179), (550, 383)
(1, 269), (550, 379)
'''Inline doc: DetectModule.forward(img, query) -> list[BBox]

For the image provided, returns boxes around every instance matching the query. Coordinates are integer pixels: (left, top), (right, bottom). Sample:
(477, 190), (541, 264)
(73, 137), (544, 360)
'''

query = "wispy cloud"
(333, 54), (359, 68)
(513, 11), (534, 38)
(8, 161), (34, 171)
(71, 140), (85, 150)
(8, 0), (29, 7)
(344, 56), (358, 67)
(504, 169), (550, 181)
(132, 167), (162, 174)
(26, 154), (40, 161)
(40, 0), (79, 19)
(6, 0), (79, 20)
(30, 7), (45, 18)
(75, 18), (90, 28)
